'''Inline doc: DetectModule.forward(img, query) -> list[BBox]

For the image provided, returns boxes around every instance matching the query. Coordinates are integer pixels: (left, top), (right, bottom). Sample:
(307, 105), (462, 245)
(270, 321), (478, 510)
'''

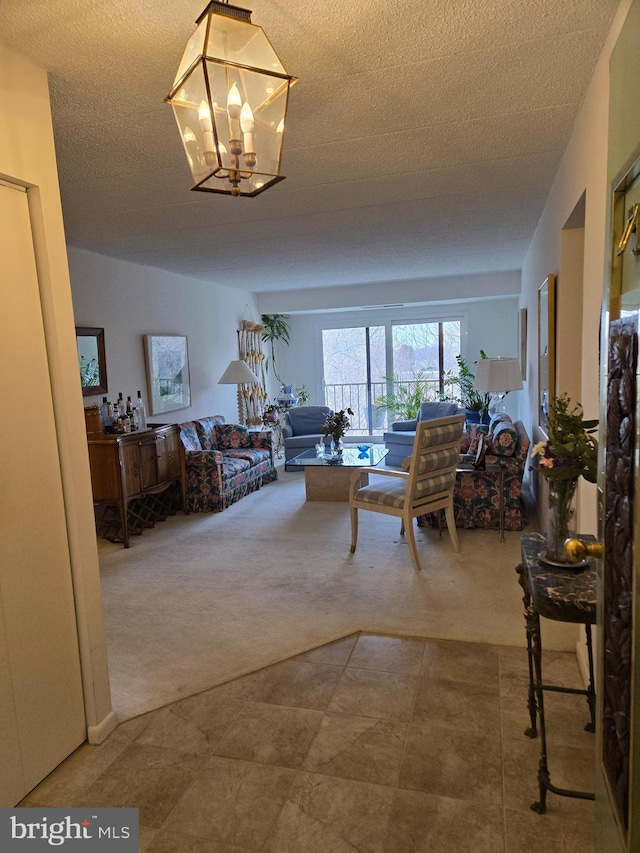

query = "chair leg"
(350, 505), (358, 553)
(445, 502), (460, 552)
(405, 515), (422, 572)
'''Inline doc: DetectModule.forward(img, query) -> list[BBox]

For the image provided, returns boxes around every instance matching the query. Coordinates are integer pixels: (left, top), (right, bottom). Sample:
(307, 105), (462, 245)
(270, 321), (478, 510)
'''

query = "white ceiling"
(2, 0), (619, 294)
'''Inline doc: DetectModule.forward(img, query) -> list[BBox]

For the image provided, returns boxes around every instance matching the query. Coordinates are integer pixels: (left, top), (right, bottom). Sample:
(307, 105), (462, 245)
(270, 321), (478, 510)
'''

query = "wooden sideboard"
(87, 424), (185, 547)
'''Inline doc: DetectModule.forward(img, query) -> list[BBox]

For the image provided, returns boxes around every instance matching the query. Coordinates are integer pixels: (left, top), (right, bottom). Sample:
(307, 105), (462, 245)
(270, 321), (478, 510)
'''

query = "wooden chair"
(349, 414), (465, 572)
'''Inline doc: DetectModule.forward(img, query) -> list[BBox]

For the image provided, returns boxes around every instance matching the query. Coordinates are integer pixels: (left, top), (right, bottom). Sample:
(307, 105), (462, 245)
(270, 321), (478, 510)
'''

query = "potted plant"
(261, 401), (280, 426)
(374, 370), (434, 422)
(260, 313), (290, 385)
(322, 407), (354, 455)
(443, 351), (491, 424)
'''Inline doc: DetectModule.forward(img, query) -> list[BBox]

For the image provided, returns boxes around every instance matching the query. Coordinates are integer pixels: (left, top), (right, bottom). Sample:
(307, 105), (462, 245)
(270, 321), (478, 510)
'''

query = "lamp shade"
(166, 0), (297, 197)
(473, 358), (523, 393)
(218, 359), (260, 384)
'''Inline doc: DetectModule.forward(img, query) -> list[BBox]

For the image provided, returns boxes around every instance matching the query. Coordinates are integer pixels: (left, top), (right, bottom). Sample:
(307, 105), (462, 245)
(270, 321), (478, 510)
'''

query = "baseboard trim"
(87, 710), (118, 744)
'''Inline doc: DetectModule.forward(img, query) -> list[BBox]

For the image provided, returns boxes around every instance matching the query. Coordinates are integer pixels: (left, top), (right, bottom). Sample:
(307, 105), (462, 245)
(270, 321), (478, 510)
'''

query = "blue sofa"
(383, 401), (465, 466)
(282, 406), (333, 470)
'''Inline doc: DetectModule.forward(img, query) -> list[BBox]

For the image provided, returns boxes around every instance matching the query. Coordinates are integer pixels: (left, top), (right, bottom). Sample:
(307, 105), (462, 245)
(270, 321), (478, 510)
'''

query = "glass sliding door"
(321, 318), (461, 435)
(322, 326), (385, 433)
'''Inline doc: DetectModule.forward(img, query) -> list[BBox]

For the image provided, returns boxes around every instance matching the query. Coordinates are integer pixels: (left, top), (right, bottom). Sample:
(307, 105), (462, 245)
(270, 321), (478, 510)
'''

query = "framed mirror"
(76, 326), (108, 396)
(538, 274), (555, 427)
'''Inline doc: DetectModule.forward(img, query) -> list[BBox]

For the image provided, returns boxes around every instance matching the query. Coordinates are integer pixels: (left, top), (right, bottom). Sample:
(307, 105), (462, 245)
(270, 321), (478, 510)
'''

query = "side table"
(516, 532), (596, 814)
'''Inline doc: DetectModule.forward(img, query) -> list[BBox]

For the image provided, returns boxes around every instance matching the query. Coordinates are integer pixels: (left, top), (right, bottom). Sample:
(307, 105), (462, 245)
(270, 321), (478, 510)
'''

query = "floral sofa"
(179, 416), (277, 512)
(418, 413), (530, 530)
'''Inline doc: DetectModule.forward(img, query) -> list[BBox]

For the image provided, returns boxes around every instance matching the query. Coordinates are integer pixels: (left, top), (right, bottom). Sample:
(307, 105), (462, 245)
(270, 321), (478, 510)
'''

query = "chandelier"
(165, 1), (297, 197)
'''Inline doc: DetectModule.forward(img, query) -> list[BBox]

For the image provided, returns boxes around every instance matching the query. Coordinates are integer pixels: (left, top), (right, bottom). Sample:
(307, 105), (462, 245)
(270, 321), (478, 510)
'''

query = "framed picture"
(76, 326), (108, 396)
(144, 334), (191, 415)
(519, 308), (527, 381)
(538, 274), (556, 428)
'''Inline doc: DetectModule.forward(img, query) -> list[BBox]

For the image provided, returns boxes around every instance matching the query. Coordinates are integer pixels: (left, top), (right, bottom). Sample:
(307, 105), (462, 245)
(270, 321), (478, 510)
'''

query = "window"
(321, 319), (461, 434)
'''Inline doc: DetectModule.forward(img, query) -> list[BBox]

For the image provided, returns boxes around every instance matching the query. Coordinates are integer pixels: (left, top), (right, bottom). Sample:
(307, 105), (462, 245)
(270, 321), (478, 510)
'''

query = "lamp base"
(488, 393), (507, 417)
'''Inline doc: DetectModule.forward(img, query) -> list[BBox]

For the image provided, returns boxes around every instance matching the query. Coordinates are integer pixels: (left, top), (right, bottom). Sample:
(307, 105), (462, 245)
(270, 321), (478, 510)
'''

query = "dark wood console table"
(516, 532), (596, 814)
(87, 424), (184, 547)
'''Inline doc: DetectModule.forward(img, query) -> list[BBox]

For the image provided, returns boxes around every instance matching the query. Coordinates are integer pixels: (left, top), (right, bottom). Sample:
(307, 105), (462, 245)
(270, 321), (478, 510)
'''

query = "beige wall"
(69, 248), (260, 423)
(520, 0), (633, 536)
(0, 44), (113, 743)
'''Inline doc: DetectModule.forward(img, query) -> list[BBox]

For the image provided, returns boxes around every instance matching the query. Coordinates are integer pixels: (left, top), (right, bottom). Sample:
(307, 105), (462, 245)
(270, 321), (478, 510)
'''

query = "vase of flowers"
(531, 394), (598, 564)
(322, 408), (354, 456)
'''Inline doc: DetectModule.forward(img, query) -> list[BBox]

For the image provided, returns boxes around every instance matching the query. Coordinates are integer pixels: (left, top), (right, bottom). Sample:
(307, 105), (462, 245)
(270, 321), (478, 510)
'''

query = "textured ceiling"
(2, 0), (619, 294)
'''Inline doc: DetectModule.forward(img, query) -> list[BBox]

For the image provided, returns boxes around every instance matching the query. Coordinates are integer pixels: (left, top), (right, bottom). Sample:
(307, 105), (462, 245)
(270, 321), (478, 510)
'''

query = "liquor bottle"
(100, 396), (112, 429)
(136, 390), (147, 429)
(126, 396), (137, 430)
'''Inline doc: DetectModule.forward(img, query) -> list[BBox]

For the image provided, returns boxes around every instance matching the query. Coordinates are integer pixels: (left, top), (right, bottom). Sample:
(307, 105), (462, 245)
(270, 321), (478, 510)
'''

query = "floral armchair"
(418, 414), (530, 531)
(179, 416), (277, 512)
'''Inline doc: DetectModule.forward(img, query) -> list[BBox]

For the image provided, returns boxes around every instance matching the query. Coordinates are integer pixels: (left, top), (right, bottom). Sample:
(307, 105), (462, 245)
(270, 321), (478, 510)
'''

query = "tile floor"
(22, 634), (596, 852)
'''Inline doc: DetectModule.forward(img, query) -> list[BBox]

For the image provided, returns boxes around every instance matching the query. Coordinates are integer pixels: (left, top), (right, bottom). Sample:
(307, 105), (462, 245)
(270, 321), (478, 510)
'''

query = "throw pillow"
(179, 422), (202, 451)
(489, 421), (518, 456)
(462, 423), (489, 455)
(215, 423), (251, 449)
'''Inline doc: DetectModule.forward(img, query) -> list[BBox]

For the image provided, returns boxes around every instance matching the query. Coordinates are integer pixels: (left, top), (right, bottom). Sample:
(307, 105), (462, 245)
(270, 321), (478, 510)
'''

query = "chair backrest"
(285, 406), (333, 436)
(405, 414), (465, 512)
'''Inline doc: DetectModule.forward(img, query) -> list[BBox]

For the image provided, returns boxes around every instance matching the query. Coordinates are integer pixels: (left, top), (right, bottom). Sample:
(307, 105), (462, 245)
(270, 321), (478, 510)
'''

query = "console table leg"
(516, 563), (538, 738)
(529, 607), (550, 814)
(585, 622), (596, 733)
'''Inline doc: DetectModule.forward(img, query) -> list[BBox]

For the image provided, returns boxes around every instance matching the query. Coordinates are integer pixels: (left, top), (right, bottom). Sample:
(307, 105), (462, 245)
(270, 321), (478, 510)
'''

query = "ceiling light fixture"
(166, 0), (297, 198)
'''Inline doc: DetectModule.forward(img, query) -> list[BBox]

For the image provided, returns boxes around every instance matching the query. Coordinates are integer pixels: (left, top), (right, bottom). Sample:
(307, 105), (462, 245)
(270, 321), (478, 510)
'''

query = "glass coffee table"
(288, 445), (389, 501)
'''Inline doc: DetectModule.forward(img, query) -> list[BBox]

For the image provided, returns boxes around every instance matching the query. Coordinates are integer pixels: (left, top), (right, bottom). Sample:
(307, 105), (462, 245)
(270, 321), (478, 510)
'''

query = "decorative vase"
(329, 436), (344, 456)
(546, 478), (579, 564)
(276, 385), (299, 408)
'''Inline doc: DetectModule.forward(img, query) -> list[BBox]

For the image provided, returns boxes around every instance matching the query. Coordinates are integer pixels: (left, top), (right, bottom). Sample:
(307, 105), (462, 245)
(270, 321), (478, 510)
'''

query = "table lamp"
(473, 357), (523, 416)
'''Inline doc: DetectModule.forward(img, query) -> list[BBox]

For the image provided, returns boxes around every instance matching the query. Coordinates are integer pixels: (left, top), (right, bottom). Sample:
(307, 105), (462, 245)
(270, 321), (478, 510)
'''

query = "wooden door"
(596, 155), (640, 853)
(0, 183), (85, 804)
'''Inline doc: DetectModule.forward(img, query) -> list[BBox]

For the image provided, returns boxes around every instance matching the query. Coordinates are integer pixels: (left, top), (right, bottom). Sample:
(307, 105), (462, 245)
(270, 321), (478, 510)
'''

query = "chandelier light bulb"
(227, 84), (242, 117)
(197, 100), (214, 155)
(240, 101), (255, 154)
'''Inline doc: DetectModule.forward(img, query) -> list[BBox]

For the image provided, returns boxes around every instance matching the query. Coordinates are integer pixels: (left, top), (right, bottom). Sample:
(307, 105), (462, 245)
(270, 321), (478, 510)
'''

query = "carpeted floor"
(97, 464), (580, 721)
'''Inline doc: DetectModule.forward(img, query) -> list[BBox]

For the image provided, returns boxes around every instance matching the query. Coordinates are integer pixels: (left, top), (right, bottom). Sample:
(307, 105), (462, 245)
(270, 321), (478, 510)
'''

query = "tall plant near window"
(261, 313), (291, 385)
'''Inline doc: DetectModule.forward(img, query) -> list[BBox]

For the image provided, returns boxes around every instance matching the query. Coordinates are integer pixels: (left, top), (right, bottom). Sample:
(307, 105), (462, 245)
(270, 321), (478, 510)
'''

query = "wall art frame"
(144, 334), (191, 415)
(519, 307), (528, 381)
(538, 274), (556, 428)
(76, 326), (108, 396)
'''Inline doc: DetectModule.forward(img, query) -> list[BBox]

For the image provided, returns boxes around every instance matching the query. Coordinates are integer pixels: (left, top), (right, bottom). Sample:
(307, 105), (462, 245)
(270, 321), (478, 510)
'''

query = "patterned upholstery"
(419, 416), (530, 531)
(194, 416), (225, 450)
(179, 416), (277, 512)
(216, 423), (252, 449)
(179, 421), (202, 452)
(349, 414), (465, 572)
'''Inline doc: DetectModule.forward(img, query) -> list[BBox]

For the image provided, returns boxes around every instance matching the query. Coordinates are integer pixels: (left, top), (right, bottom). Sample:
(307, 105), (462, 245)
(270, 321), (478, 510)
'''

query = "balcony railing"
(324, 379), (442, 434)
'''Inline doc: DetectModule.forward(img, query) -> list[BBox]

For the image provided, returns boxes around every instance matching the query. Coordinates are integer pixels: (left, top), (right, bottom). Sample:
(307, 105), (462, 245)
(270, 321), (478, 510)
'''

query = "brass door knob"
(564, 538), (604, 562)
